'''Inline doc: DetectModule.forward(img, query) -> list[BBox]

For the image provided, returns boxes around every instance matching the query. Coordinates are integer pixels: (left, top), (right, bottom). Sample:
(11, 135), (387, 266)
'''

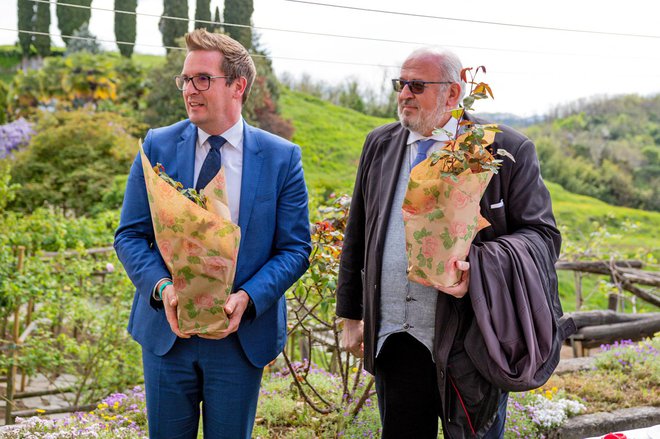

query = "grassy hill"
(279, 88), (393, 196)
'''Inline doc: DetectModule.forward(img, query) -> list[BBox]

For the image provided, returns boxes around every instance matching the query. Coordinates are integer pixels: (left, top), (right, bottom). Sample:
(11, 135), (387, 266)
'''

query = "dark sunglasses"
(392, 79), (453, 94)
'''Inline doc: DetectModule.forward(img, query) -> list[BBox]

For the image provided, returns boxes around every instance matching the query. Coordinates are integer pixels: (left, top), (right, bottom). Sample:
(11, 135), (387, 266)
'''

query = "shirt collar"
(197, 118), (244, 152)
(406, 117), (459, 145)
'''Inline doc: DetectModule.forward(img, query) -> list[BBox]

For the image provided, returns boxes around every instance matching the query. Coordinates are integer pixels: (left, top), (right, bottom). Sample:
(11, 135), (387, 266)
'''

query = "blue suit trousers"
(141, 334), (263, 439)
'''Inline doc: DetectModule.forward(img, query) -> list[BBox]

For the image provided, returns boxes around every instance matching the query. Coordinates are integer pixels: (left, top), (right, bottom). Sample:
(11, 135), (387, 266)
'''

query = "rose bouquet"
(403, 67), (513, 288)
(140, 143), (240, 336)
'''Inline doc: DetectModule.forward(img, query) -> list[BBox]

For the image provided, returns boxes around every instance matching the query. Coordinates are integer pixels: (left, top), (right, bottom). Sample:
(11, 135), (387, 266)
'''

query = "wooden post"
(4, 246), (25, 425)
(20, 298), (34, 392)
(574, 271), (583, 311)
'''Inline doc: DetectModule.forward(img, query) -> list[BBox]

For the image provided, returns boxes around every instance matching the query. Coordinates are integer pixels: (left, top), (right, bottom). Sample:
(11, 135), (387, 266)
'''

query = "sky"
(1, 0), (659, 116)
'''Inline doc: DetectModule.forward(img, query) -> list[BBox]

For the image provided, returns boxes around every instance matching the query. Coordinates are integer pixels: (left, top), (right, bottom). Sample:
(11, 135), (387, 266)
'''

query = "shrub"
(8, 110), (137, 216)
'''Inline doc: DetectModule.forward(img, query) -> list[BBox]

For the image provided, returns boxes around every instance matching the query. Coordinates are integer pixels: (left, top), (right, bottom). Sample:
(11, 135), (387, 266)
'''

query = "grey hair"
(405, 47), (466, 101)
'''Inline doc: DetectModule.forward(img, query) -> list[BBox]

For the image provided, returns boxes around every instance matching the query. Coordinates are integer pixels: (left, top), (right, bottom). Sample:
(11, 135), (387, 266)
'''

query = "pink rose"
(422, 196), (437, 213)
(202, 256), (229, 277)
(183, 238), (204, 256)
(159, 210), (175, 227)
(173, 276), (187, 291)
(450, 190), (470, 209)
(449, 222), (468, 238)
(194, 294), (215, 309)
(158, 240), (173, 261)
(421, 236), (440, 259)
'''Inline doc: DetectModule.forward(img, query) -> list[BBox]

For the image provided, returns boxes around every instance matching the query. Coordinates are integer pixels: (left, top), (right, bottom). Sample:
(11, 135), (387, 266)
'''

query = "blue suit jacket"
(114, 119), (311, 368)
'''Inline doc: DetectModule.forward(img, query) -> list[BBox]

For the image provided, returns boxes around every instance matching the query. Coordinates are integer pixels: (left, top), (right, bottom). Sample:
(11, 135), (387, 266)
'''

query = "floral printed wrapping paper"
(402, 131), (496, 288)
(140, 144), (240, 337)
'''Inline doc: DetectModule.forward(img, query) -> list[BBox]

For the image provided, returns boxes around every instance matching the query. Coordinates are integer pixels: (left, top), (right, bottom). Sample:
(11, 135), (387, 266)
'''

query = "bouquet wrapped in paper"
(403, 130), (496, 288)
(402, 66), (513, 289)
(140, 143), (240, 337)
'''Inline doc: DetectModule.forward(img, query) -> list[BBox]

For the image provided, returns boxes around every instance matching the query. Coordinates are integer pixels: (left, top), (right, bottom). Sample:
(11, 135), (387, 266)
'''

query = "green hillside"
(279, 88), (393, 196)
(281, 88), (660, 261)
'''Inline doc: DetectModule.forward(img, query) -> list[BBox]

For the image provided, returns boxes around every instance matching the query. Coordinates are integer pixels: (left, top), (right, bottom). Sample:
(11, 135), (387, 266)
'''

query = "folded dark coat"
(465, 231), (576, 392)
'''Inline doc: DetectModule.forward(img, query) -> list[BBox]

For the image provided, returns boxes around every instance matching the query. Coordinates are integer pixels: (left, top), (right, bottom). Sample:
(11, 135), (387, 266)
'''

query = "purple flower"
(0, 118), (34, 159)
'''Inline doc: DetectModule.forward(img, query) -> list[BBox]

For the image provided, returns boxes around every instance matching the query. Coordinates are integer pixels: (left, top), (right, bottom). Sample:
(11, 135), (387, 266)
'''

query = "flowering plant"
(2, 387), (148, 438)
(0, 118), (35, 159)
(403, 66), (512, 288)
(429, 66), (514, 177)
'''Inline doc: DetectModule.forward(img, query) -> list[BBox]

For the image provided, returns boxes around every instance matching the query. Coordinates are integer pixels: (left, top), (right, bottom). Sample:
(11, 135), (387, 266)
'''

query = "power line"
(284, 0), (660, 40)
(0, 27), (402, 69)
(28, 0), (660, 60)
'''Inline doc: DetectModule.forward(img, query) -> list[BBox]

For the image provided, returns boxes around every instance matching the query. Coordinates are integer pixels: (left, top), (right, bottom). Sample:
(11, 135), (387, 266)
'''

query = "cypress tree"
(33, 1), (51, 57)
(56, 0), (92, 47)
(114, 0), (137, 58)
(17, 0), (34, 58)
(211, 6), (222, 33)
(224, 0), (253, 49)
(194, 0), (211, 30)
(159, 0), (189, 53)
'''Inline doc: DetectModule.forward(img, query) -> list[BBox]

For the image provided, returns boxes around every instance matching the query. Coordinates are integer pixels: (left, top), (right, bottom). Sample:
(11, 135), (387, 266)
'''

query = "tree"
(33, 1), (51, 58)
(56, 0), (92, 47)
(224, 0), (253, 50)
(194, 0), (211, 30)
(17, 0), (34, 60)
(210, 6), (222, 33)
(114, 0), (137, 58)
(159, 0), (188, 53)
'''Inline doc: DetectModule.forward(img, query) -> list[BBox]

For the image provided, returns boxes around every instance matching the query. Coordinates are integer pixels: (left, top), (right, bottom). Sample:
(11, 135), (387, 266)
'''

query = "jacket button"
(405, 296), (412, 302)
(439, 371), (445, 379)
(403, 323), (410, 329)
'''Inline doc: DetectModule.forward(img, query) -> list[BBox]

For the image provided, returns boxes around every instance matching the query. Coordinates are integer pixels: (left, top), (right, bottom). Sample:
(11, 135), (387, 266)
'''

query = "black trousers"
(375, 332), (442, 439)
(374, 332), (508, 439)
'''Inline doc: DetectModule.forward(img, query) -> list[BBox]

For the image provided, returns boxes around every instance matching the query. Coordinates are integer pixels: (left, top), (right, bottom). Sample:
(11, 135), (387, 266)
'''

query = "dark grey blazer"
(336, 115), (561, 437)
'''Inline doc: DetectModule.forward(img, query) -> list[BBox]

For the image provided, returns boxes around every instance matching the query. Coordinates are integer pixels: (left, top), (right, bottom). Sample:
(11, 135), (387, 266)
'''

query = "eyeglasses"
(392, 79), (453, 94)
(175, 74), (228, 91)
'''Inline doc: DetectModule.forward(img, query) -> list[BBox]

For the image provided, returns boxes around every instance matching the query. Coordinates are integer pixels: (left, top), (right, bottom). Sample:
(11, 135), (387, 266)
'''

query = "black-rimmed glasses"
(175, 74), (228, 91)
(392, 79), (453, 94)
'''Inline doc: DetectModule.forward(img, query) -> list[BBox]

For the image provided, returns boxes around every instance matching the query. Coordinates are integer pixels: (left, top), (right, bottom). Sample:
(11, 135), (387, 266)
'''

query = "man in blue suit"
(114, 29), (311, 438)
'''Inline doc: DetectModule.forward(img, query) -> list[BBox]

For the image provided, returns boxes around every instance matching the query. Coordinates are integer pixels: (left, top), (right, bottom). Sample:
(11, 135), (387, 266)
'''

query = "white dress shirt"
(406, 117), (460, 167)
(194, 119), (243, 224)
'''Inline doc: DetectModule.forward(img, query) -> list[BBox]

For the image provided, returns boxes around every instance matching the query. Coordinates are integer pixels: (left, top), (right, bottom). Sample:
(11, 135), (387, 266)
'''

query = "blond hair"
(185, 29), (256, 104)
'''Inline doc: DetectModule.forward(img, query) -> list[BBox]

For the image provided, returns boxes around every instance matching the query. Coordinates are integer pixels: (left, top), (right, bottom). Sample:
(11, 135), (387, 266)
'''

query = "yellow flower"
(545, 390), (553, 399)
(113, 402), (120, 409)
(35, 409), (46, 414)
(551, 386), (558, 394)
(352, 367), (358, 373)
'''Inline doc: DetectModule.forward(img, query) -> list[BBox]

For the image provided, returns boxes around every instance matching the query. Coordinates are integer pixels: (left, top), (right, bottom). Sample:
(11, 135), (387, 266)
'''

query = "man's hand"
(437, 259), (470, 298)
(162, 285), (190, 338)
(200, 290), (251, 340)
(341, 318), (364, 358)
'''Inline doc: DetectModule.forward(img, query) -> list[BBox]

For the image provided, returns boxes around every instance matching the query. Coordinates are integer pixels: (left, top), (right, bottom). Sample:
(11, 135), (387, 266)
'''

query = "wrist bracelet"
(157, 280), (173, 300)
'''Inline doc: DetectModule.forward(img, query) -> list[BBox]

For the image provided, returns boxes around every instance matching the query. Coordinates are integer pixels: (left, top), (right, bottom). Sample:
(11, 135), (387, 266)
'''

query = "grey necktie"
(196, 135), (226, 191)
(412, 139), (435, 168)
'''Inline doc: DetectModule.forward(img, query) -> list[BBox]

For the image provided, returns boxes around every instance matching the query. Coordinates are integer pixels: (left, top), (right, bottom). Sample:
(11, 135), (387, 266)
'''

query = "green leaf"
(426, 209), (445, 222)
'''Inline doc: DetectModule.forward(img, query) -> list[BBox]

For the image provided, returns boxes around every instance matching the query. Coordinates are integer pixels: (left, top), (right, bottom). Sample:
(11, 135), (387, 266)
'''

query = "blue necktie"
(412, 139), (435, 168)
(196, 135), (226, 191)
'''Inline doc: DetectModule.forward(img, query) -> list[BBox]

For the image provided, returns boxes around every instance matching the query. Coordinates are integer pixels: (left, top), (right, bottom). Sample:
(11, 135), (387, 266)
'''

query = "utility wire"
(285, 0), (660, 40)
(28, 0), (660, 60)
(0, 27), (402, 69)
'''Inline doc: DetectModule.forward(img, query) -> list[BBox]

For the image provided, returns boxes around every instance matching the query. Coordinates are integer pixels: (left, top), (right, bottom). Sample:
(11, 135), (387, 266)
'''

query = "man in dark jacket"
(336, 47), (561, 438)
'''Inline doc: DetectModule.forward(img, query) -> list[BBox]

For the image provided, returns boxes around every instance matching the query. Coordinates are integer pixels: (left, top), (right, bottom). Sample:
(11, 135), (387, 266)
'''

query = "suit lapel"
(378, 125), (408, 228)
(176, 123), (197, 189)
(238, 121), (263, 233)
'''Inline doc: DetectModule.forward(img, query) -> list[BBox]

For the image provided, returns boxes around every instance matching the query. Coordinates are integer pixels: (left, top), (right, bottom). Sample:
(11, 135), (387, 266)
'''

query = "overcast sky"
(1, 0), (659, 116)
